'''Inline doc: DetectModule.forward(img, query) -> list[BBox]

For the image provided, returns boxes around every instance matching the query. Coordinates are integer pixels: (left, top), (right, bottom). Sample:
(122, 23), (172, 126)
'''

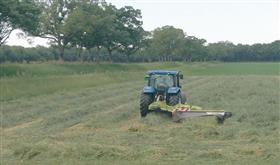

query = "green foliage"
(116, 6), (145, 59)
(0, 1), (279, 62)
(0, 45), (55, 63)
(207, 41), (280, 61)
(0, 0), (40, 45)
(149, 26), (185, 60)
(176, 36), (207, 62)
(1, 63), (279, 164)
(36, 0), (78, 61)
(64, 1), (145, 62)
(64, 0), (106, 51)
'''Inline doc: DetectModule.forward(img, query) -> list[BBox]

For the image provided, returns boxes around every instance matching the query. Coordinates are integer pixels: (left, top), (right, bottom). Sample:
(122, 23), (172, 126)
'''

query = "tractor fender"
(167, 87), (180, 94)
(143, 86), (156, 94)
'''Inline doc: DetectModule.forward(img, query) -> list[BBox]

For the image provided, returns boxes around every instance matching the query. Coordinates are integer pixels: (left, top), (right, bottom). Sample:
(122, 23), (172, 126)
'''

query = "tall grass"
(0, 62), (181, 101)
(1, 62), (278, 101)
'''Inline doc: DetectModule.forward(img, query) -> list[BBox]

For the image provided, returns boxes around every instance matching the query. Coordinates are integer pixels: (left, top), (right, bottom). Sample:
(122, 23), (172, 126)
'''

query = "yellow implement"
(148, 101), (232, 123)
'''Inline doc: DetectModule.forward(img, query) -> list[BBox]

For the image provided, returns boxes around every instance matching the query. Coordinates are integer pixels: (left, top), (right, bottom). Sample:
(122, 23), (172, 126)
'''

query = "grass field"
(1, 62), (279, 164)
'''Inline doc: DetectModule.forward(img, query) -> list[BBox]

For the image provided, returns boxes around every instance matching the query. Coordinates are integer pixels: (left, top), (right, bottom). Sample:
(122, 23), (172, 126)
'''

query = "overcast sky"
(6, 0), (280, 47)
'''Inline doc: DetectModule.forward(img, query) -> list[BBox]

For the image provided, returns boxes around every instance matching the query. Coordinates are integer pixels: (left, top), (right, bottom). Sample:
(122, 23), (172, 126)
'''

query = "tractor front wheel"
(140, 92), (153, 117)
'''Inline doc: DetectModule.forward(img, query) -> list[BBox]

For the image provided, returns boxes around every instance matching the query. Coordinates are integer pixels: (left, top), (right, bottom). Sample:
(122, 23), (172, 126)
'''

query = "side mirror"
(145, 75), (150, 80)
(179, 74), (183, 79)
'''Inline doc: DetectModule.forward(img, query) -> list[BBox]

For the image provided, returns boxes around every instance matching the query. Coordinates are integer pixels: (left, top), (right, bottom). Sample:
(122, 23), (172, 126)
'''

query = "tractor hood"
(167, 87), (180, 94)
(143, 86), (155, 93)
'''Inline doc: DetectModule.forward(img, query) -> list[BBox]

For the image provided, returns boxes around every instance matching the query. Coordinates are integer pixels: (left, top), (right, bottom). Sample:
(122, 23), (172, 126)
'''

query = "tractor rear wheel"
(140, 92), (153, 117)
(181, 92), (187, 104)
(167, 93), (180, 106)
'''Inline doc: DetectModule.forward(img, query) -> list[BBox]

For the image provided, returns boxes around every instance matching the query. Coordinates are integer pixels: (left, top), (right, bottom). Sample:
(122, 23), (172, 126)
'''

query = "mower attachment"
(148, 101), (232, 123)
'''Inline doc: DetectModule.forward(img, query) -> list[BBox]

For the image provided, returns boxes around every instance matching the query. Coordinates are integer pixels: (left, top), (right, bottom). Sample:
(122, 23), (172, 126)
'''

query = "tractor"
(140, 70), (187, 117)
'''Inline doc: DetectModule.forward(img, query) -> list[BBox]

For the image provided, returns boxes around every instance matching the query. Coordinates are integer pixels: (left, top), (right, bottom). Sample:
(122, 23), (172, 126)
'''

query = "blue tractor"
(140, 70), (187, 117)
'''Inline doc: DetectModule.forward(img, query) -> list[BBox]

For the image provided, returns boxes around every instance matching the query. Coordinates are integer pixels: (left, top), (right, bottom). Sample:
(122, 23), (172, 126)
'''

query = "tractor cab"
(146, 70), (183, 90)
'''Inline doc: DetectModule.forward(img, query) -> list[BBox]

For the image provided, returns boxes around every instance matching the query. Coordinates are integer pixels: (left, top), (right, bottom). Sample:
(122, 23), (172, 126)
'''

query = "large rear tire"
(181, 92), (187, 104)
(167, 93), (180, 106)
(140, 92), (153, 117)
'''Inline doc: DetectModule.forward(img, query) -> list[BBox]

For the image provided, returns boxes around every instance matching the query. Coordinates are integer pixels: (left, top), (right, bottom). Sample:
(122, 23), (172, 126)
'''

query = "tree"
(0, 0), (40, 46)
(35, 0), (77, 61)
(116, 6), (145, 61)
(65, 3), (145, 62)
(266, 40), (280, 61)
(83, 3), (119, 62)
(96, 4), (120, 62)
(65, 1), (117, 62)
(207, 41), (235, 61)
(63, 6), (87, 61)
(176, 36), (207, 62)
(149, 26), (185, 61)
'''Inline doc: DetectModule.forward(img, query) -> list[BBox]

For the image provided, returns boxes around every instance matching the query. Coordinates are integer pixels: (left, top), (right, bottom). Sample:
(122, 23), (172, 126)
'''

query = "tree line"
(0, 0), (279, 63)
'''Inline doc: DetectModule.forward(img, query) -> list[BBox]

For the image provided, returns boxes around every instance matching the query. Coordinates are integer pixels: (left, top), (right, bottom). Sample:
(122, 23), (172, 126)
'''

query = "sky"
(6, 0), (280, 47)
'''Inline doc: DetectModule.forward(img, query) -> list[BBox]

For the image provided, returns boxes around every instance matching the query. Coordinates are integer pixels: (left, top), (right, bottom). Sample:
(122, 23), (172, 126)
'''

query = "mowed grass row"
(1, 62), (279, 164)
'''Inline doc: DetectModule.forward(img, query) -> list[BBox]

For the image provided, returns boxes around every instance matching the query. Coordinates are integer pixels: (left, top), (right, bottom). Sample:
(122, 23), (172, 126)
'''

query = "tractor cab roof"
(147, 70), (180, 75)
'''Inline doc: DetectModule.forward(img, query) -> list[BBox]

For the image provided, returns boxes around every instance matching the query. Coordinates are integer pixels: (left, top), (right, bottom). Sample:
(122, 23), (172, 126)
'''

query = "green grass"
(0, 62), (180, 101)
(1, 62), (279, 164)
(0, 62), (182, 77)
(1, 62), (278, 101)
(180, 62), (280, 75)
